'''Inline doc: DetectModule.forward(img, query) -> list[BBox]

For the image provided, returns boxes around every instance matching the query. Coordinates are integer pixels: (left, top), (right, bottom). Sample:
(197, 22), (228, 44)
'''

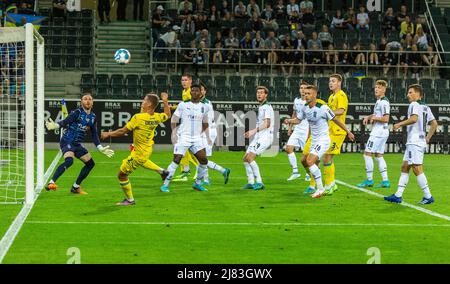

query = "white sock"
(164, 162), (179, 186)
(244, 162), (255, 184)
(395, 172), (409, 197)
(249, 161), (262, 183)
(375, 156), (388, 181)
(309, 164), (324, 191)
(49, 179), (55, 184)
(183, 165), (190, 172)
(417, 173), (432, 199)
(73, 183), (80, 189)
(287, 152), (298, 173)
(207, 160), (225, 174)
(196, 164), (208, 185)
(364, 155), (374, 181)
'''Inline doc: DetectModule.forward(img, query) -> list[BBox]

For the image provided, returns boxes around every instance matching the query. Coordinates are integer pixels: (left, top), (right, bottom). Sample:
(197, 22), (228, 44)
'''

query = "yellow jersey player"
(323, 73), (348, 195)
(172, 73), (200, 181)
(100, 92), (171, 205)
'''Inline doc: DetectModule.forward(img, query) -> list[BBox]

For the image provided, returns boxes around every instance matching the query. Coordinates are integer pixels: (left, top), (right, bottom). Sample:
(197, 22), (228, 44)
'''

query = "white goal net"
(0, 25), (45, 204)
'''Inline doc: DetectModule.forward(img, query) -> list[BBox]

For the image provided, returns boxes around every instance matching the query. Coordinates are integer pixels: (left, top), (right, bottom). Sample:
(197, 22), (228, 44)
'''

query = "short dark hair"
(81, 90), (93, 99)
(305, 85), (318, 93)
(299, 81), (310, 87)
(191, 83), (201, 89)
(182, 73), (192, 80)
(199, 82), (208, 91)
(408, 84), (423, 97)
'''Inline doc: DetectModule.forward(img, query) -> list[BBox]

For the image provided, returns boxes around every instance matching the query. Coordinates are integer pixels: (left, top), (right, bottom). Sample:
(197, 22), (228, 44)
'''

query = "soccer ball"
(114, 48), (131, 64)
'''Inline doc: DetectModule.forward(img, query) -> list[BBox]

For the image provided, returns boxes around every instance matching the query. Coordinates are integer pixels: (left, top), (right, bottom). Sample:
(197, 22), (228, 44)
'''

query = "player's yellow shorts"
(119, 149), (151, 175)
(302, 134), (346, 155)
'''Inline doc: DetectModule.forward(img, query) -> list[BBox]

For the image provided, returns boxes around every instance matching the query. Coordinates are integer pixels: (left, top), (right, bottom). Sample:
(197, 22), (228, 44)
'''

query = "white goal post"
(0, 24), (45, 205)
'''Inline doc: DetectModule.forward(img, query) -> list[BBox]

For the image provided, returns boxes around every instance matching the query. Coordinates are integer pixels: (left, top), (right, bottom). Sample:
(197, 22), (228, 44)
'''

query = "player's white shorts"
(365, 135), (388, 154)
(403, 144), (426, 165)
(287, 129), (308, 150)
(203, 128), (217, 157)
(246, 137), (273, 155)
(309, 136), (331, 160)
(174, 138), (206, 156)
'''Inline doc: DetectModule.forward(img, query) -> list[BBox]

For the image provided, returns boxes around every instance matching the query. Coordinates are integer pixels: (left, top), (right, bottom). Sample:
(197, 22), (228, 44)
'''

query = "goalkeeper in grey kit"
(45, 91), (115, 194)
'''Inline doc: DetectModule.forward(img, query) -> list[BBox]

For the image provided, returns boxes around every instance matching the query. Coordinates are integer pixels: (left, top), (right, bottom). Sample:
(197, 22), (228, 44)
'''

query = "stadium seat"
(243, 76), (257, 88)
(405, 78), (418, 87)
(96, 74), (110, 87)
(79, 58), (91, 69)
(50, 55), (62, 69)
(434, 78), (448, 89)
(346, 78), (360, 89)
(81, 74), (94, 90)
(126, 75), (140, 87)
(273, 77), (286, 89)
(127, 87), (142, 98)
(199, 75), (213, 87)
(96, 87), (109, 98)
(317, 77), (329, 90)
(141, 75), (154, 93)
(65, 55), (77, 69)
(66, 37), (78, 47)
(169, 75), (182, 88)
(258, 76), (272, 87)
(111, 87), (126, 98)
(361, 77), (374, 91)
(111, 74), (125, 88)
(288, 77), (302, 88)
(390, 78), (404, 89)
(214, 75), (228, 88)
(229, 75), (242, 87)
(154, 75), (168, 88)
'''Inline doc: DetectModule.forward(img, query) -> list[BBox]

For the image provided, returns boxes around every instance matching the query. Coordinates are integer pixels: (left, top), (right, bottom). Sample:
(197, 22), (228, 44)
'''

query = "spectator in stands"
(248, 11), (263, 34)
(247, 0), (260, 17)
(181, 14), (195, 36)
(356, 5), (369, 30)
(339, 42), (351, 75)
(408, 44), (422, 79)
(252, 31), (266, 64)
(286, 0), (299, 17)
(422, 45), (439, 72)
(318, 25), (333, 48)
(159, 25), (181, 49)
(288, 10), (301, 37)
(299, 0), (313, 14)
(414, 27), (428, 51)
(220, 0), (231, 17)
(194, 12), (208, 33)
(378, 36), (387, 51)
(267, 42), (279, 67)
(195, 29), (210, 47)
(353, 42), (366, 66)
(301, 6), (315, 27)
(213, 30), (224, 47)
(274, 0), (286, 20)
(116, 0), (128, 21)
(293, 30), (306, 63)
(52, 0), (66, 19)
(212, 42), (223, 65)
(151, 6), (169, 43)
(280, 33), (294, 76)
(224, 47), (239, 72)
(307, 32), (322, 50)
(98, 0), (111, 24)
(181, 40), (196, 74)
(261, 3), (279, 31)
(193, 40), (208, 75)
(400, 15), (414, 38)
(18, 1), (34, 15)
(224, 30), (239, 49)
(368, 43), (379, 66)
(240, 31), (253, 62)
(402, 33), (413, 50)
(178, 0), (193, 13)
(401, 25), (414, 43)
(208, 4), (221, 27)
(221, 11), (236, 35)
(415, 15), (429, 34)
(381, 45), (395, 76)
(325, 43), (339, 65)
(396, 4), (408, 30)
(382, 7), (396, 36)
(399, 46), (409, 78)
(194, 0), (205, 14)
(179, 2), (193, 20)
(234, 1), (247, 19)
(308, 43), (322, 73)
(343, 7), (356, 30)
(330, 10), (348, 31)
(133, 0), (144, 21)
(265, 30), (281, 50)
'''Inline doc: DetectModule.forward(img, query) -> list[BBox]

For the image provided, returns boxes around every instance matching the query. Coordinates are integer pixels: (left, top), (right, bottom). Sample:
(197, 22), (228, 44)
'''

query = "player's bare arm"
(426, 119), (438, 144)
(370, 114), (390, 124)
(283, 117), (301, 125)
(393, 114), (418, 131)
(245, 118), (270, 138)
(160, 91), (172, 119)
(333, 108), (346, 116)
(101, 127), (130, 139)
(331, 117), (355, 141)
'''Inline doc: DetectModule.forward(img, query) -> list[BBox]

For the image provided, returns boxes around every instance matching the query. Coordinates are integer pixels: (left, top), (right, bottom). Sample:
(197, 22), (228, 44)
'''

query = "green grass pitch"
(1, 149), (450, 263)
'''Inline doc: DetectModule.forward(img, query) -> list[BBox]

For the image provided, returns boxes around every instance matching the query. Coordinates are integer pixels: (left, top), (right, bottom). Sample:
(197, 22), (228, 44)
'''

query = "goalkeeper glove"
(97, 145), (115, 158)
(45, 118), (60, 131)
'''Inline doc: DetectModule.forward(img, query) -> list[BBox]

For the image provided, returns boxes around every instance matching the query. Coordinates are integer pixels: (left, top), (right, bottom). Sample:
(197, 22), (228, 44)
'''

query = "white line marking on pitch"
(25, 220), (450, 227)
(336, 180), (450, 222)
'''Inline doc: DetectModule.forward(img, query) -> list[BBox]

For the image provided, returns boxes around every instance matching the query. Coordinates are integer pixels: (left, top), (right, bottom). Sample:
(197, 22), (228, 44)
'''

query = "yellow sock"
(306, 168), (316, 187)
(189, 154), (199, 167)
(180, 155), (190, 172)
(119, 179), (133, 200)
(143, 159), (162, 172)
(324, 162), (335, 187)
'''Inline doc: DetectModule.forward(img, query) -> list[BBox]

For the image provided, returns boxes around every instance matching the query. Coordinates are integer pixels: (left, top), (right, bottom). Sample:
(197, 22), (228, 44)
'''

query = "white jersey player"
(284, 85), (355, 198)
(198, 83), (231, 185)
(242, 86), (275, 190)
(385, 84), (438, 205)
(161, 84), (211, 192)
(286, 81), (310, 181)
(357, 80), (391, 189)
